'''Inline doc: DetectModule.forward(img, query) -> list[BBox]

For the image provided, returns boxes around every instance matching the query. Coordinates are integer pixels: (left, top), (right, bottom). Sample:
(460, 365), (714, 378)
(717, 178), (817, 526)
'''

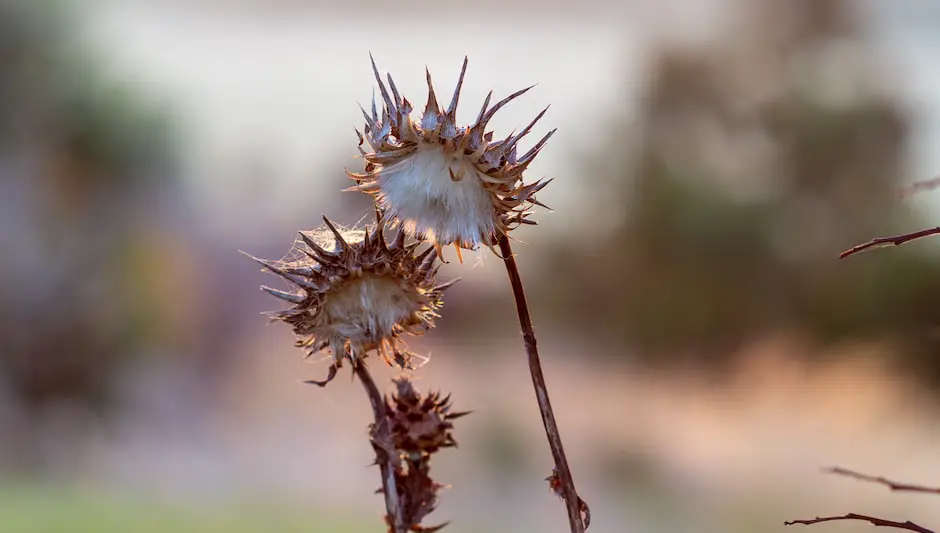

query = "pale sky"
(82, 0), (940, 234)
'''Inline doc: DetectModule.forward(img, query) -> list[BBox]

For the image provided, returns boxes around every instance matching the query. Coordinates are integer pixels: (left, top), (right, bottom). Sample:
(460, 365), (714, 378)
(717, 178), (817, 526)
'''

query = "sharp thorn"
(261, 286), (305, 304)
(368, 52), (394, 112)
(321, 216), (350, 251)
(446, 56), (469, 118)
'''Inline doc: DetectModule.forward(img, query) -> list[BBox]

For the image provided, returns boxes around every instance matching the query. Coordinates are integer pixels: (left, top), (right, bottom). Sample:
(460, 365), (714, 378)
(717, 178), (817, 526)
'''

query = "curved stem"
(353, 361), (408, 533)
(498, 235), (588, 533)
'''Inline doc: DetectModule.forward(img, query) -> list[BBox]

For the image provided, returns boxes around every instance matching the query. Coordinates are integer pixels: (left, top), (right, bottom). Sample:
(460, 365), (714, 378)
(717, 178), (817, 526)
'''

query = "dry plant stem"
(899, 175), (940, 198)
(839, 226), (940, 258)
(498, 234), (587, 533)
(825, 466), (940, 495)
(785, 514), (934, 533)
(785, 467), (940, 533)
(352, 361), (408, 533)
(840, 176), (940, 258)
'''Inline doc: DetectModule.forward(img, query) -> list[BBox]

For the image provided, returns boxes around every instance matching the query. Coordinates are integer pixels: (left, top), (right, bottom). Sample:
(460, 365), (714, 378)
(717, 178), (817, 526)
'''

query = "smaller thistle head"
(248, 216), (456, 384)
(385, 377), (468, 459)
(348, 55), (555, 254)
(375, 377), (467, 533)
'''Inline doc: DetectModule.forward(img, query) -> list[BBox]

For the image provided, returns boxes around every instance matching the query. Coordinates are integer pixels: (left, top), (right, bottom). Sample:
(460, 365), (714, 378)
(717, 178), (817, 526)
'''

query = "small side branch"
(839, 227), (940, 259)
(899, 176), (940, 198)
(825, 467), (940, 495)
(786, 468), (940, 533)
(785, 514), (934, 533)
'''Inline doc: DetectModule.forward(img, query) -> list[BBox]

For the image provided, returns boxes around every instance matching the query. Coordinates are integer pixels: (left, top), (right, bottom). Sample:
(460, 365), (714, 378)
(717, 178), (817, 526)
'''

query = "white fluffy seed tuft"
(322, 275), (428, 352)
(377, 146), (496, 245)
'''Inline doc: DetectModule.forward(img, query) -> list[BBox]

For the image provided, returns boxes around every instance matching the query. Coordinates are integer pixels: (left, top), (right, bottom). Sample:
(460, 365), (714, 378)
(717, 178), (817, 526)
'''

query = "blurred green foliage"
(0, 0), (180, 471)
(537, 0), (940, 380)
(0, 484), (367, 533)
(0, 0), (174, 173)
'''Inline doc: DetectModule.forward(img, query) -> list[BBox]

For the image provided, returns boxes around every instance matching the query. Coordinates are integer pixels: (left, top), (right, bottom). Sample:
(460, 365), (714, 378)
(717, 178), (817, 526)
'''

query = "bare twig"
(839, 227), (940, 259)
(840, 173), (940, 259)
(786, 468), (940, 533)
(352, 361), (408, 533)
(785, 514), (934, 533)
(825, 467), (940, 495)
(498, 235), (589, 533)
(899, 176), (940, 198)
(786, 514), (934, 533)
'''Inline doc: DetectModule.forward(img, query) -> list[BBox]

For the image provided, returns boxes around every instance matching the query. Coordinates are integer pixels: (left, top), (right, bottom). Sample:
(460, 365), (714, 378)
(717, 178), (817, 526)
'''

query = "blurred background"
(3, 0), (940, 531)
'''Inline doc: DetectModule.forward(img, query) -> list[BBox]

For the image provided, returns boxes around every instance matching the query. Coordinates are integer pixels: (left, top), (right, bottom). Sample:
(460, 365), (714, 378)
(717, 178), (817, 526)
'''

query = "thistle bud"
(375, 377), (468, 533)
(386, 377), (469, 458)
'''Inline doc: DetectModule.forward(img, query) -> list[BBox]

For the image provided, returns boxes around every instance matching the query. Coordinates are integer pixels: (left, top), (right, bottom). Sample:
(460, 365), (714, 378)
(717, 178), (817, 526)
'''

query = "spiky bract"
(251, 216), (456, 378)
(348, 55), (554, 251)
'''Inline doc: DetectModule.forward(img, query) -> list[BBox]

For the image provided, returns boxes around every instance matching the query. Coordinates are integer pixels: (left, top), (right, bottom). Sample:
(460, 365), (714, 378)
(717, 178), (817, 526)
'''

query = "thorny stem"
(498, 235), (588, 533)
(353, 361), (408, 533)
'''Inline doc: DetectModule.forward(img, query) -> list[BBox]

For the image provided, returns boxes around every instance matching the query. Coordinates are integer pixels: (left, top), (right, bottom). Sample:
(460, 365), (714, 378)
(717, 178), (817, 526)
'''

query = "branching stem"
(785, 467), (940, 533)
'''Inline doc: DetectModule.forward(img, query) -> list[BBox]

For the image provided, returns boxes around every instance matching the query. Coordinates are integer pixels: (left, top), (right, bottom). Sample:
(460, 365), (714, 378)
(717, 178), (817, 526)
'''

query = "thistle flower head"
(249, 216), (456, 382)
(348, 55), (555, 252)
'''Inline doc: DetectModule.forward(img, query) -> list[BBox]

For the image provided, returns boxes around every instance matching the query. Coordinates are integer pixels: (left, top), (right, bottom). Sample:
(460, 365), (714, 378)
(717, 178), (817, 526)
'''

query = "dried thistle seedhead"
(248, 216), (457, 381)
(348, 55), (555, 252)
(374, 377), (468, 533)
(386, 377), (469, 457)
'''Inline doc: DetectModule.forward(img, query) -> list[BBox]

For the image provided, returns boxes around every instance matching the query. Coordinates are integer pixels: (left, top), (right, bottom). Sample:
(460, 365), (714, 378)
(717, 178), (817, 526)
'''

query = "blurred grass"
(0, 484), (369, 533)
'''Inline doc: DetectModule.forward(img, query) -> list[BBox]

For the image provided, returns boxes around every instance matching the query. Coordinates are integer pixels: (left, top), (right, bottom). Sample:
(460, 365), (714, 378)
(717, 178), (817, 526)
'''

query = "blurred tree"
(0, 0), (180, 472)
(537, 0), (940, 381)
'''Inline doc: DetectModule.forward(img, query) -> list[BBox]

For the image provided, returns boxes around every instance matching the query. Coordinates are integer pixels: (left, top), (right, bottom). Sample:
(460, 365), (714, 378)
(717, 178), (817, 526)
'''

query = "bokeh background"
(4, 0), (940, 532)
